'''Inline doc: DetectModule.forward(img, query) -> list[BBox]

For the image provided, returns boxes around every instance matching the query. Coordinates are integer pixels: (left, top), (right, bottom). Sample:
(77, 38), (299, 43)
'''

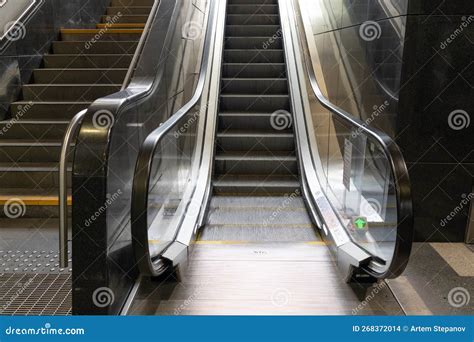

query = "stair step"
(228, 0), (277, 4)
(0, 120), (68, 140)
(218, 112), (293, 131)
(225, 25), (281, 37)
(52, 41), (138, 54)
(222, 63), (286, 78)
(43, 54), (133, 68)
(0, 140), (70, 163)
(227, 5), (279, 15)
(224, 49), (284, 63)
(33, 68), (127, 84)
(213, 175), (300, 196)
(220, 94), (290, 112)
(10, 102), (90, 120)
(226, 15), (280, 25)
(225, 36), (282, 49)
(215, 152), (297, 175)
(0, 189), (71, 218)
(107, 6), (152, 15)
(110, 0), (155, 6)
(96, 23), (145, 29)
(101, 14), (149, 24)
(0, 163), (71, 189)
(60, 29), (142, 42)
(22, 84), (120, 102)
(216, 131), (294, 152)
(221, 78), (287, 95)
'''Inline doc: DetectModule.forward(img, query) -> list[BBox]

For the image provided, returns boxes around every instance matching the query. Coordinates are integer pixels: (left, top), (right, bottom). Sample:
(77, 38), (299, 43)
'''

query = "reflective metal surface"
(72, 0), (211, 314)
(131, 0), (221, 277)
(59, 0), (162, 269)
(282, 0), (413, 278)
(298, 0), (407, 138)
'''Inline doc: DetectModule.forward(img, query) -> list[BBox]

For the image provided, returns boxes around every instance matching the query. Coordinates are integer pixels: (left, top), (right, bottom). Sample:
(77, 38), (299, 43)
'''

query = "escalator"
(125, 0), (413, 315)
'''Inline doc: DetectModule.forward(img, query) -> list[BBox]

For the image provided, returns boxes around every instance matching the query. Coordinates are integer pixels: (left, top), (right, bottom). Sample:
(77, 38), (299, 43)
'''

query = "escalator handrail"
(131, 0), (218, 276)
(58, 0), (162, 269)
(296, 6), (413, 278)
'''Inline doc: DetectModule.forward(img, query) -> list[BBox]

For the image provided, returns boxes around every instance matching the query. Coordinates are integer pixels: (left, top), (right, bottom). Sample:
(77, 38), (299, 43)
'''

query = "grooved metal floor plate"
(201, 196), (319, 242)
(0, 273), (71, 315)
(0, 223), (72, 315)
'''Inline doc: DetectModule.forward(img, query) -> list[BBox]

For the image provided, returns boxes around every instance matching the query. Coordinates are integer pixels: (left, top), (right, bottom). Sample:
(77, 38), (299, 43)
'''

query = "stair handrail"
(0, 0), (43, 50)
(58, 0), (162, 268)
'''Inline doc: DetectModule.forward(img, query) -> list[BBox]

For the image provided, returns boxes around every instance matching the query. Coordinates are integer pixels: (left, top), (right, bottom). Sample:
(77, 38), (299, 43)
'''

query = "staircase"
(0, 0), (153, 219)
(213, 0), (299, 196)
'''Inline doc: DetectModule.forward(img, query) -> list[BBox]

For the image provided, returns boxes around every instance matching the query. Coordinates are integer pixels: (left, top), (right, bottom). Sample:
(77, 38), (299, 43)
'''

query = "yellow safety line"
(207, 224), (314, 228)
(0, 196), (72, 206)
(193, 240), (251, 245)
(60, 29), (143, 34)
(193, 240), (325, 246)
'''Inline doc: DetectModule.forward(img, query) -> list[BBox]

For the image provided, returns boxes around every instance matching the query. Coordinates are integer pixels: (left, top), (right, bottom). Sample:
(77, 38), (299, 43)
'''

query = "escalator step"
(227, 5), (279, 15)
(225, 36), (283, 49)
(226, 14), (280, 25)
(226, 25), (281, 37)
(213, 175), (300, 196)
(221, 78), (288, 95)
(215, 152), (298, 175)
(216, 131), (295, 151)
(224, 49), (284, 63)
(222, 63), (286, 78)
(218, 112), (291, 131)
(219, 94), (290, 112)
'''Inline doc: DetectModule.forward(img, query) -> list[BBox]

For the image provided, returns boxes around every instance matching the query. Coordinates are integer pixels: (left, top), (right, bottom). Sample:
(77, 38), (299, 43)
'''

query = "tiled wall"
(0, 0), (109, 119)
(398, 2), (473, 242)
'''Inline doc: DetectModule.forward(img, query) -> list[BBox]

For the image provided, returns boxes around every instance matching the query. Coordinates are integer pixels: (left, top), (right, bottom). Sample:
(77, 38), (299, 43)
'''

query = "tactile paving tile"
(0, 250), (72, 274)
(0, 273), (71, 315)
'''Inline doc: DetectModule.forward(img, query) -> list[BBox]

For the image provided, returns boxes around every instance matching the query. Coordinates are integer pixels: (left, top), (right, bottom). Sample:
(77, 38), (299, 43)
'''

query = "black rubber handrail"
(297, 6), (413, 279)
(131, 0), (218, 276)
